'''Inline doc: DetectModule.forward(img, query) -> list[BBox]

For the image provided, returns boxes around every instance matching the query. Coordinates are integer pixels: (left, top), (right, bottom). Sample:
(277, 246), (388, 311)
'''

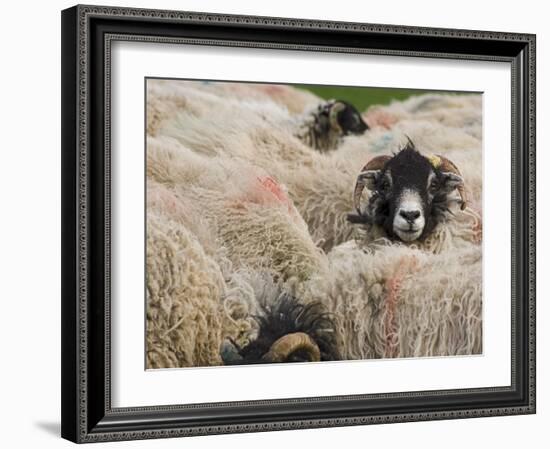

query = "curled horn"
(435, 155), (468, 210)
(353, 155), (391, 215)
(261, 332), (321, 363)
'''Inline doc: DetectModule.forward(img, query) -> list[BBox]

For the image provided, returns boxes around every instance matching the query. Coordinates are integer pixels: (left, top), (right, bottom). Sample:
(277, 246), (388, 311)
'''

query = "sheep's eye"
(429, 179), (439, 192)
(379, 179), (390, 192)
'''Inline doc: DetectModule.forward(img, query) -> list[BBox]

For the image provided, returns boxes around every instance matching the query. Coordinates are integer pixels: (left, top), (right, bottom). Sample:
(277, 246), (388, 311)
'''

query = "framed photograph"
(61, 4), (536, 443)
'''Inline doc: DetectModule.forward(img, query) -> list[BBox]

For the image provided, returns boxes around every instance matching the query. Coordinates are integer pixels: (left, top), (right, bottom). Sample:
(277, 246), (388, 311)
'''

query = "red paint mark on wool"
(384, 275), (401, 358)
(256, 176), (293, 213)
(384, 256), (419, 358)
(148, 185), (184, 215)
(257, 84), (287, 96)
(364, 110), (399, 130)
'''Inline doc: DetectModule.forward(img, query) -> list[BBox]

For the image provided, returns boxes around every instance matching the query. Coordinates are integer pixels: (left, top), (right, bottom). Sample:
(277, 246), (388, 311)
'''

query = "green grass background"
(293, 84), (457, 112)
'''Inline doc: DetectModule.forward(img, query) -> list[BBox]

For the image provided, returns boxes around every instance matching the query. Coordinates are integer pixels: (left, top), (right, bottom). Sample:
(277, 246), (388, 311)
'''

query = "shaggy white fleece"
(145, 80), (483, 367)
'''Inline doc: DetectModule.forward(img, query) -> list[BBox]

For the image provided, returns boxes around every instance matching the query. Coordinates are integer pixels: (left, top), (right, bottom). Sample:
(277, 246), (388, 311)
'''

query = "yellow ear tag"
(427, 154), (441, 168)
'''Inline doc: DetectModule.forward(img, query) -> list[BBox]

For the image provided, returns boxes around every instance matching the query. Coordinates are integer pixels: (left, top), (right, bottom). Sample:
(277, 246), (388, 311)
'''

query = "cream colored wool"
(146, 79), (319, 138)
(161, 108), (359, 251)
(146, 190), (271, 367)
(147, 136), (328, 281)
(183, 80), (321, 114)
(187, 185), (329, 283)
(145, 80), (484, 367)
(365, 94), (483, 139)
(146, 212), (226, 368)
(157, 84), (482, 251)
(297, 240), (482, 360)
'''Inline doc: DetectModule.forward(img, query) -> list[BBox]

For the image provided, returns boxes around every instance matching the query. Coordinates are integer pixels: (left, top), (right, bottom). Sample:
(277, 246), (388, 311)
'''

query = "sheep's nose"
(399, 210), (421, 223)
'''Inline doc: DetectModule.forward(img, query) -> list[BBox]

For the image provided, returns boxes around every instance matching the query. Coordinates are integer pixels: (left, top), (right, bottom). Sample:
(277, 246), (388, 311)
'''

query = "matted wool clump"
(146, 212), (226, 368)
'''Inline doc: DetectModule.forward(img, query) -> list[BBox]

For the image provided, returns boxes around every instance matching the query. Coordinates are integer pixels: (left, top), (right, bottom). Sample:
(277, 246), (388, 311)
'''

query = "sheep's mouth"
(394, 226), (423, 242)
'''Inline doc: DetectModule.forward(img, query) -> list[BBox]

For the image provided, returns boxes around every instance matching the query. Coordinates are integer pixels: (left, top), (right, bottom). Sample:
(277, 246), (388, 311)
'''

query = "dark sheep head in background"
(300, 99), (369, 152)
(330, 100), (369, 136)
(348, 139), (466, 243)
(220, 291), (340, 365)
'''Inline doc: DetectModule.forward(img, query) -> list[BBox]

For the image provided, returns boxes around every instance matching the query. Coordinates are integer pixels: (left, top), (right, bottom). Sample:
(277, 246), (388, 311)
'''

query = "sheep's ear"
(357, 170), (380, 190)
(359, 155), (391, 188)
(440, 172), (463, 193)
(353, 169), (380, 215)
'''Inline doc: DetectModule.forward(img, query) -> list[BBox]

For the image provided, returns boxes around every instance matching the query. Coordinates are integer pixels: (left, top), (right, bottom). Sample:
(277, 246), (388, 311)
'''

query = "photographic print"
(145, 79), (483, 369)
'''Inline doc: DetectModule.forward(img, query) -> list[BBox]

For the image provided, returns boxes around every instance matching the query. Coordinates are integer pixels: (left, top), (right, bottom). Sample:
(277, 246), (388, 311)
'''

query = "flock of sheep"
(146, 79), (483, 368)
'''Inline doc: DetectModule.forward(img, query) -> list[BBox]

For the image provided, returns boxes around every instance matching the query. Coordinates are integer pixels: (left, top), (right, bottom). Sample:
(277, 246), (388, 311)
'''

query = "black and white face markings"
(381, 147), (433, 241)
(298, 100), (369, 152)
(348, 141), (465, 243)
(331, 101), (369, 136)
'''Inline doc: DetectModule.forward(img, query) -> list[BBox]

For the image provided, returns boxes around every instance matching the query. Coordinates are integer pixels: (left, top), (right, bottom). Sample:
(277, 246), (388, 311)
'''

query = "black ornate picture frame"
(61, 4), (536, 443)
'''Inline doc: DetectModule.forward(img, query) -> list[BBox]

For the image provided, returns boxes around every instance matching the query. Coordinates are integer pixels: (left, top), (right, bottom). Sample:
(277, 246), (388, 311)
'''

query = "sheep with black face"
(348, 140), (467, 243)
(220, 291), (340, 365)
(296, 99), (369, 152)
